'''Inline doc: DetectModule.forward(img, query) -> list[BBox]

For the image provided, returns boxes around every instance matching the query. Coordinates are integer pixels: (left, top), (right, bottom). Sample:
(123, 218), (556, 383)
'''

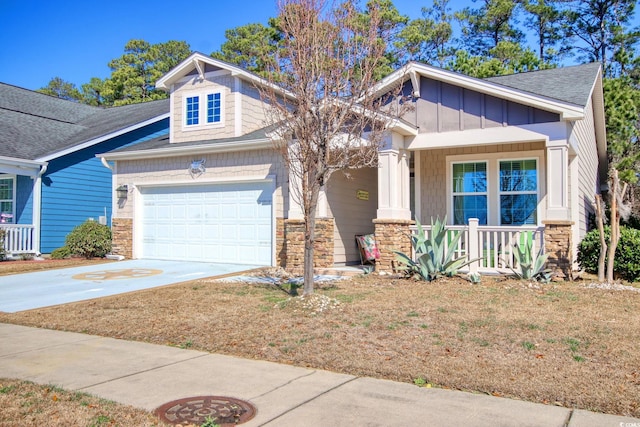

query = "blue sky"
(0, 0), (443, 90)
(0, 1), (637, 91)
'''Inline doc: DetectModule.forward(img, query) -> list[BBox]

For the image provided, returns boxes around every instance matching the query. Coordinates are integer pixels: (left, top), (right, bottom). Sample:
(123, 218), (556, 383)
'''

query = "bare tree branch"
(257, 0), (411, 294)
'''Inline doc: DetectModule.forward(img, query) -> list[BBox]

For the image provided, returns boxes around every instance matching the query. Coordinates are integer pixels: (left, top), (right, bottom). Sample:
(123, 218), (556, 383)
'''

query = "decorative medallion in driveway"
(0, 260), (259, 313)
(72, 268), (163, 281)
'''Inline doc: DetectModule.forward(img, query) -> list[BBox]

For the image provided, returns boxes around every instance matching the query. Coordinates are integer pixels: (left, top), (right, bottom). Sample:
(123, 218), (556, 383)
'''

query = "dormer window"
(207, 93), (221, 123)
(183, 91), (224, 129)
(186, 96), (200, 126)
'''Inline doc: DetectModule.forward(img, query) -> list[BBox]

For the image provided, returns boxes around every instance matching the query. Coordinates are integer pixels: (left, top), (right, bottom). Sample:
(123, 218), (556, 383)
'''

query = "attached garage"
(138, 181), (274, 266)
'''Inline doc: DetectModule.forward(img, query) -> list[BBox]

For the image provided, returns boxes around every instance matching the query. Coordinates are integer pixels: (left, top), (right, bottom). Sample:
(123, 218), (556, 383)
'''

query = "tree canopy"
(38, 0), (640, 184)
(259, 0), (410, 294)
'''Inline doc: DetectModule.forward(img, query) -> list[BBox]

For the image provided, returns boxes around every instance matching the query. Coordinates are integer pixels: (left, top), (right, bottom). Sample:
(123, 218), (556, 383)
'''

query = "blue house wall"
(39, 119), (168, 253)
(15, 176), (33, 225)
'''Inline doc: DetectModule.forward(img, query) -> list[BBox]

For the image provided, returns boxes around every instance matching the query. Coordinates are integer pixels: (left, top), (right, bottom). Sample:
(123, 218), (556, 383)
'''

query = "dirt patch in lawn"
(1, 272), (639, 418)
(0, 378), (169, 426)
(0, 258), (112, 276)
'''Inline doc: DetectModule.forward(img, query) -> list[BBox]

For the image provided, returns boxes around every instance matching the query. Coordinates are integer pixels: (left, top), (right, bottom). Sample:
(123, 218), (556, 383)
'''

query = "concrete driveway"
(0, 260), (259, 313)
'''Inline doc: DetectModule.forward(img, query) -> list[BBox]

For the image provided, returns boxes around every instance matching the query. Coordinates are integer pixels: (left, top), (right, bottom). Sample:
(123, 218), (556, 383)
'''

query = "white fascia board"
(387, 119), (418, 136)
(36, 113), (170, 162)
(407, 123), (560, 150)
(156, 52), (296, 100)
(373, 62), (585, 121)
(98, 138), (273, 161)
(0, 156), (47, 176)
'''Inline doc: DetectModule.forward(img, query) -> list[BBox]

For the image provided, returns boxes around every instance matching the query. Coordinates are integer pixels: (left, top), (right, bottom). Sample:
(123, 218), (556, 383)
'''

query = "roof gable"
(155, 52), (293, 99)
(374, 62), (597, 120)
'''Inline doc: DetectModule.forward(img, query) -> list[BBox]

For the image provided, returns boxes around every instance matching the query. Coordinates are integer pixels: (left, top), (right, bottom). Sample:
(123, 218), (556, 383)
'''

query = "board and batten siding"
(39, 120), (169, 253)
(115, 148), (288, 220)
(571, 97), (599, 240)
(326, 168), (378, 265)
(403, 77), (560, 133)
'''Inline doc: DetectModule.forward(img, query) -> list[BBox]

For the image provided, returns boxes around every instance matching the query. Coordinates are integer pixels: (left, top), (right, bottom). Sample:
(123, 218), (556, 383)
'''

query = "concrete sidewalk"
(0, 323), (637, 427)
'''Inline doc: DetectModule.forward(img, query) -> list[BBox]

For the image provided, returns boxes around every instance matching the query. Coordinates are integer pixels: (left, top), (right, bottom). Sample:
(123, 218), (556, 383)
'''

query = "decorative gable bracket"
(410, 70), (420, 98)
(193, 59), (205, 81)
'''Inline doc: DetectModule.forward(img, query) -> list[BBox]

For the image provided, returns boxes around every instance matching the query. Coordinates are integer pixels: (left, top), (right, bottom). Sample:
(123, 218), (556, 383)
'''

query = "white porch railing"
(409, 219), (545, 274)
(0, 224), (36, 255)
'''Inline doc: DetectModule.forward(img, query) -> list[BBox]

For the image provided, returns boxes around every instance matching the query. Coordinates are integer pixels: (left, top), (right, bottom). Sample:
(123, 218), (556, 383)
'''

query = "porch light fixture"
(116, 184), (128, 199)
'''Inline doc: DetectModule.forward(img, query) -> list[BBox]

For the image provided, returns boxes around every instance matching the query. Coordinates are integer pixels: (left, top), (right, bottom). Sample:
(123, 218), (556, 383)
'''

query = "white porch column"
(546, 141), (570, 221)
(32, 175), (42, 254)
(377, 132), (411, 220)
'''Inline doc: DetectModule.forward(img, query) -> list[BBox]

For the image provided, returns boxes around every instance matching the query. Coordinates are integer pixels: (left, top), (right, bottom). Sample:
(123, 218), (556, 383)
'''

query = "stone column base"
(373, 219), (414, 273)
(543, 220), (574, 279)
(111, 218), (133, 259)
(284, 218), (334, 273)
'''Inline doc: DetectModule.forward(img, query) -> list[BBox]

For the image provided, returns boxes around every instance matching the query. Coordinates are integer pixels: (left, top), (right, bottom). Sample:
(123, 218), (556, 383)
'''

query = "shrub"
(51, 246), (72, 259)
(577, 226), (640, 282)
(509, 233), (552, 283)
(65, 220), (112, 259)
(395, 217), (478, 281)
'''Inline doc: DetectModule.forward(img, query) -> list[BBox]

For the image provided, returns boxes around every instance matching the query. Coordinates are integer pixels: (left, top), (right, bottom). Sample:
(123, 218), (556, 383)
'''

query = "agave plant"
(395, 217), (479, 281)
(509, 233), (552, 283)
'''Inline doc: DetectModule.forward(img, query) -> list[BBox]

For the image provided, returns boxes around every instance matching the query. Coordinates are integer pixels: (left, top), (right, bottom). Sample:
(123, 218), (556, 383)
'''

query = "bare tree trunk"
(593, 194), (607, 282)
(303, 212), (316, 295)
(606, 170), (619, 282)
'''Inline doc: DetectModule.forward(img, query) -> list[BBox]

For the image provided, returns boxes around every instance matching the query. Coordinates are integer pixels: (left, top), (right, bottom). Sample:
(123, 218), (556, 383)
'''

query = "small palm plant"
(395, 217), (479, 281)
(509, 233), (552, 283)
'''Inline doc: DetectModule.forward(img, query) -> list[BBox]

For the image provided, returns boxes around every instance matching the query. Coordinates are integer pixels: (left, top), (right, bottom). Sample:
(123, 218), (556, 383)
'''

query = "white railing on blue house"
(0, 224), (36, 255)
(409, 218), (545, 274)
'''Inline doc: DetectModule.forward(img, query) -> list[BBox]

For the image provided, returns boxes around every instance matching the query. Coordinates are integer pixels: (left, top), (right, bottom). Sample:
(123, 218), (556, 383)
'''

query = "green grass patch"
(522, 341), (535, 351)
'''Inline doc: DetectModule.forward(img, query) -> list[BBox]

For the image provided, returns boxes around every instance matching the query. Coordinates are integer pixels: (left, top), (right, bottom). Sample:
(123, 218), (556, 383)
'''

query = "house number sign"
(356, 190), (369, 201)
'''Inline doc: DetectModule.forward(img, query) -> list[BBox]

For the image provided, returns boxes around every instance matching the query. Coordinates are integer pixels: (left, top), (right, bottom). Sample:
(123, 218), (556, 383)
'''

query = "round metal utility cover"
(154, 395), (257, 426)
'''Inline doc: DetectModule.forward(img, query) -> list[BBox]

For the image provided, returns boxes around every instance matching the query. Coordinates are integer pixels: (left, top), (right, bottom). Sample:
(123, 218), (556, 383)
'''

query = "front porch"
(370, 126), (578, 277)
(372, 219), (572, 278)
(0, 158), (46, 257)
(1, 224), (36, 257)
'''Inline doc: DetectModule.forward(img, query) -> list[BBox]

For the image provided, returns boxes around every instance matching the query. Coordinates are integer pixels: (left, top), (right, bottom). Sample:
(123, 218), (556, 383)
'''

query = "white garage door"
(140, 181), (273, 265)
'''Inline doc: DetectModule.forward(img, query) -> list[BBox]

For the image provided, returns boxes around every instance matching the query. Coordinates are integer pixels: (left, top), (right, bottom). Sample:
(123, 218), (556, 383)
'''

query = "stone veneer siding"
(543, 220), (573, 279)
(373, 219), (414, 273)
(111, 218), (133, 259)
(284, 218), (334, 273)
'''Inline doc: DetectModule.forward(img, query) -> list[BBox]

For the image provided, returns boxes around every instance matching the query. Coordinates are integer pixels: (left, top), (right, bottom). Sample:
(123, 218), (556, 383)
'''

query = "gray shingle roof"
(484, 62), (601, 107)
(0, 83), (169, 160)
(108, 126), (273, 154)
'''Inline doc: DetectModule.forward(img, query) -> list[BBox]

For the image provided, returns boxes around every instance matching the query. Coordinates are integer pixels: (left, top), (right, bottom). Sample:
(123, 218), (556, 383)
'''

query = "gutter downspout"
(99, 156), (115, 225)
(33, 163), (48, 255)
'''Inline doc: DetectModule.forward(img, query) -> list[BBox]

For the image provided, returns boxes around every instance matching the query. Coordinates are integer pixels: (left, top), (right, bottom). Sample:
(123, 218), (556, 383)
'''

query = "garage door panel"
(257, 224), (271, 240)
(141, 182), (273, 265)
(202, 225), (219, 239)
(238, 225), (256, 240)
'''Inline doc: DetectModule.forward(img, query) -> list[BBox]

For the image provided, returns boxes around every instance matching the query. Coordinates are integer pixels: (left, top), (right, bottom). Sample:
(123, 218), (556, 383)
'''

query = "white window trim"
(446, 150), (545, 226)
(0, 174), (16, 223)
(450, 161), (488, 225)
(498, 158), (539, 226)
(181, 90), (225, 132)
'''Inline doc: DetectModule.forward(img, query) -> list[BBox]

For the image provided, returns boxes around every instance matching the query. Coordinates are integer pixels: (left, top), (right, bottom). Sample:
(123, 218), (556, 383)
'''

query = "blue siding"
(15, 176), (33, 224)
(39, 119), (168, 253)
